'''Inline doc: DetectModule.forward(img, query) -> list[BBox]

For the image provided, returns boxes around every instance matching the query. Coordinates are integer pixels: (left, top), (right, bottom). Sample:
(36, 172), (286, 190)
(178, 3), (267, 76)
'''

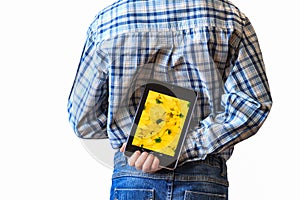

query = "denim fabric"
(110, 151), (228, 200)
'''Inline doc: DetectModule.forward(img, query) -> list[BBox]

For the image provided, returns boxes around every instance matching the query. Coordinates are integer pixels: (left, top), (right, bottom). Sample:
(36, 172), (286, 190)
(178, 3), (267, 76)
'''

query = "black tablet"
(124, 80), (198, 170)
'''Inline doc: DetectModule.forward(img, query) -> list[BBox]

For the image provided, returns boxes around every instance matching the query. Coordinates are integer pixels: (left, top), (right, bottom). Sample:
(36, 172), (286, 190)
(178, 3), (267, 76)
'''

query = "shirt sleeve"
(67, 24), (110, 139)
(193, 17), (272, 158)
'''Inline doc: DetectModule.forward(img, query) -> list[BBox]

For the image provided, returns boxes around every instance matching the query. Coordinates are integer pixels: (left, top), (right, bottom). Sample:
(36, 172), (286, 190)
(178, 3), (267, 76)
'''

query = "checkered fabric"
(68, 0), (272, 162)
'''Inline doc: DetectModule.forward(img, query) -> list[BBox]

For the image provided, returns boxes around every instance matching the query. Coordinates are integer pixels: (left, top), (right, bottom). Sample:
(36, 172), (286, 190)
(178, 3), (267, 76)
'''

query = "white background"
(0, 0), (299, 199)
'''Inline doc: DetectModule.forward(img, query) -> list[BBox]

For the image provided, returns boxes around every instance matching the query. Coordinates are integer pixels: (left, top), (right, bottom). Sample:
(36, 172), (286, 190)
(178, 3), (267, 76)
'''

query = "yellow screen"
(132, 90), (190, 156)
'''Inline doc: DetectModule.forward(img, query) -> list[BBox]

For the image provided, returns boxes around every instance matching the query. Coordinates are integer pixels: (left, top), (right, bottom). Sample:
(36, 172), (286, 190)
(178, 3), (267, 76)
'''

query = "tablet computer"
(124, 80), (198, 170)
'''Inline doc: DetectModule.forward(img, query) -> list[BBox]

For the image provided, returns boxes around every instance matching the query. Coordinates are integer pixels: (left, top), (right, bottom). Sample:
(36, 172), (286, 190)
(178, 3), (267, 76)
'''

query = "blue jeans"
(110, 151), (229, 200)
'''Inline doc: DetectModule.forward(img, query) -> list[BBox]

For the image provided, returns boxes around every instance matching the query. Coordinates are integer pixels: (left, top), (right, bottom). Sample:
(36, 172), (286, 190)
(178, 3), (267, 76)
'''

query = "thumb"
(120, 143), (126, 152)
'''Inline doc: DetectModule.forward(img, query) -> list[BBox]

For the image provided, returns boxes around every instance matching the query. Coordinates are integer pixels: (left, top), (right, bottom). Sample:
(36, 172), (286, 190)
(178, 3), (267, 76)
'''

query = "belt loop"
(219, 157), (227, 177)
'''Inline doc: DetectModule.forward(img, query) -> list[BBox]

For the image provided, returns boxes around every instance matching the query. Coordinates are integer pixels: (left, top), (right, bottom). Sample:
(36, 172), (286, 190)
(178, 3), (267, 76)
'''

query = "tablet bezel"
(124, 80), (197, 170)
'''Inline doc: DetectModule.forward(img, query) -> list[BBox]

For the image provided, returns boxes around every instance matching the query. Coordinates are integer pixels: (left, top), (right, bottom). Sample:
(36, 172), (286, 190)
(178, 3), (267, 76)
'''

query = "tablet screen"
(132, 90), (190, 157)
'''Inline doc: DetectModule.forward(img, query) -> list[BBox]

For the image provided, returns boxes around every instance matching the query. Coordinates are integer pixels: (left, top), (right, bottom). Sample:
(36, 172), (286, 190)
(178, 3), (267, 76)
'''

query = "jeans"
(110, 151), (228, 200)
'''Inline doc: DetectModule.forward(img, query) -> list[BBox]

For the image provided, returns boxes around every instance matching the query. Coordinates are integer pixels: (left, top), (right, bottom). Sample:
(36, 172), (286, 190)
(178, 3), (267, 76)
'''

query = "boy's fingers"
(127, 151), (141, 166)
(126, 150), (161, 173)
(150, 156), (161, 172)
(120, 143), (126, 152)
(142, 154), (155, 172)
(134, 152), (149, 170)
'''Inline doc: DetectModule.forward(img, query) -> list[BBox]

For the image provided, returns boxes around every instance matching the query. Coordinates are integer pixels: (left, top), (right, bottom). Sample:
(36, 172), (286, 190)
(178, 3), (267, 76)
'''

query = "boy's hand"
(120, 143), (161, 173)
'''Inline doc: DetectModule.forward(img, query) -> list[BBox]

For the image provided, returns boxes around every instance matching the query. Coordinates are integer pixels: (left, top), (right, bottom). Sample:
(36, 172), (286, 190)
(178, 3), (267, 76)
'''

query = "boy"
(68, 0), (272, 199)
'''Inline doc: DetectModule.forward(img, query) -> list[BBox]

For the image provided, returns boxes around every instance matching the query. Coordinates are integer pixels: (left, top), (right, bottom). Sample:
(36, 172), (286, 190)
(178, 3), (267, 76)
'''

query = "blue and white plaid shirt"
(68, 0), (272, 163)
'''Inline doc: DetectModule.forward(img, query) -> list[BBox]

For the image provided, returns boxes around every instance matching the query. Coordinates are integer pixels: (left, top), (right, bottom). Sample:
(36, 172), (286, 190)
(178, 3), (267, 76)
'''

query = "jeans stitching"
(184, 190), (227, 200)
(114, 188), (155, 200)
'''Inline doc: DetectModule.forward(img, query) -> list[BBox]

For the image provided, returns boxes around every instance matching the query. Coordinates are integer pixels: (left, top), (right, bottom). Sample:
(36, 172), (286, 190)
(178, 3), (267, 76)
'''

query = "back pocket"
(184, 190), (226, 200)
(114, 188), (155, 200)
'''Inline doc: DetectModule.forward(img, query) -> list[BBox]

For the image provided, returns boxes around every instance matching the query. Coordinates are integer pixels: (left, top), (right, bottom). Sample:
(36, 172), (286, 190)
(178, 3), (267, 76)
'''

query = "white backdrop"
(0, 0), (298, 199)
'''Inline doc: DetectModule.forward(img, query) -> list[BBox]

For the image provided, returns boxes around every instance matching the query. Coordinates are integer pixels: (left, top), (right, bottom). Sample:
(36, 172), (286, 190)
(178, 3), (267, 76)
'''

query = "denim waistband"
(112, 151), (229, 187)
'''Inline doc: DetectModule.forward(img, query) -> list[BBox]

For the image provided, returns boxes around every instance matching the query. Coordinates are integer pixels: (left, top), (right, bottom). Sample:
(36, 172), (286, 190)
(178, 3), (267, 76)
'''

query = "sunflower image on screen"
(132, 90), (190, 156)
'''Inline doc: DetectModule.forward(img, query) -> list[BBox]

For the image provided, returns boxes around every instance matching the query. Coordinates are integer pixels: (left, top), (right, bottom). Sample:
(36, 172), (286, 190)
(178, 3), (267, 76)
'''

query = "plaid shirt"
(68, 0), (272, 163)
